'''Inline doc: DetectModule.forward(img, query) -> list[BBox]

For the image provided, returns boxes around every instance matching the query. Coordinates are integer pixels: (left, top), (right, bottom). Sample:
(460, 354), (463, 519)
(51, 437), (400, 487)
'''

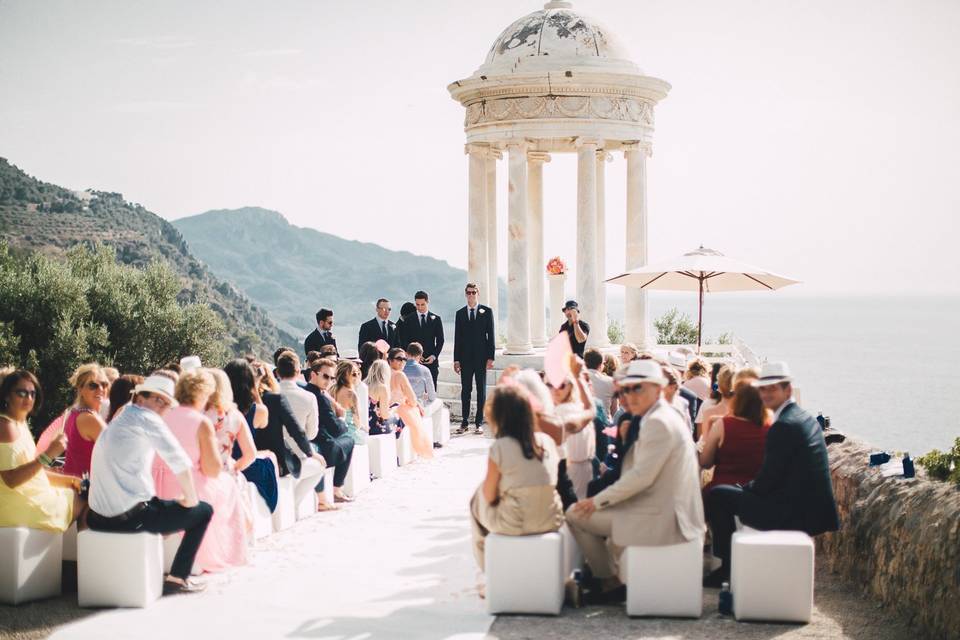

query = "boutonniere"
(428, 314), (435, 320)
(479, 308), (486, 314)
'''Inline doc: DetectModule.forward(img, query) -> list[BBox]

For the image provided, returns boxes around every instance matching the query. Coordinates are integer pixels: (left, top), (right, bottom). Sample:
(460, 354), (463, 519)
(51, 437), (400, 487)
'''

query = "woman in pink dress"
(387, 348), (433, 459)
(61, 363), (109, 477)
(153, 369), (249, 573)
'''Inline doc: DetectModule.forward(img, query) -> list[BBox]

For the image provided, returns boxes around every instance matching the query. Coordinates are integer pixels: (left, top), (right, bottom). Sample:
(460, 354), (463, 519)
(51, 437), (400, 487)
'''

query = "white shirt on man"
(772, 398), (796, 423)
(89, 404), (191, 517)
(278, 379), (319, 441)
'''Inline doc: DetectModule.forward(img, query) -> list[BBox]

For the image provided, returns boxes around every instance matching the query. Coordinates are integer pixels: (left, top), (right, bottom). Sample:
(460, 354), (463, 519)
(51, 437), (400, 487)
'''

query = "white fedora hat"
(620, 360), (668, 387)
(667, 351), (687, 369)
(755, 361), (792, 387)
(179, 355), (202, 372)
(133, 375), (179, 406)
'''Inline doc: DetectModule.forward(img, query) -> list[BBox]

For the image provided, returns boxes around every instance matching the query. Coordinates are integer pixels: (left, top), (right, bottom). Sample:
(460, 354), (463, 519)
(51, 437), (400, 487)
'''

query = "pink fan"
(543, 333), (573, 389)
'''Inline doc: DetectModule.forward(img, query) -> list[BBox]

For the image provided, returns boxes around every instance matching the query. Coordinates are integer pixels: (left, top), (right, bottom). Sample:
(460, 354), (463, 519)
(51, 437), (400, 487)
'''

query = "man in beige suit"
(566, 359), (706, 601)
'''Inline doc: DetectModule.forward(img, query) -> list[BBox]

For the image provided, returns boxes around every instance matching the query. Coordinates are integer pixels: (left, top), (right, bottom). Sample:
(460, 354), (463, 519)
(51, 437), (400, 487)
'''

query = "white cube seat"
(485, 532), (564, 615)
(307, 467), (334, 516)
(431, 405), (451, 446)
(62, 522), (78, 562)
(560, 524), (583, 580)
(78, 530), (162, 608)
(272, 476), (296, 532)
(247, 482), (273, 540)
(625, 537), (703, 618)
(732, 530), (814, 623)
(397, 427), (414, 466)
(0, 527), (63, 605)
(161, 533), (199, 575)
(343, 444), (370, 498)
(368, 433), (397, 479)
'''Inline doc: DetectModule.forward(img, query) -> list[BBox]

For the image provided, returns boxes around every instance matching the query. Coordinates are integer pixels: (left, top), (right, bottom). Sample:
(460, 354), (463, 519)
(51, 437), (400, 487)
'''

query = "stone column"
(624, 144), (651, 347)
(485, 150), (500, 319)
(505, 141), (532, 355)
(527, 151), (550, 348)
(593, 150), (611, 347)
(575, 137), (601, 347)
(466, 144), (488, 299)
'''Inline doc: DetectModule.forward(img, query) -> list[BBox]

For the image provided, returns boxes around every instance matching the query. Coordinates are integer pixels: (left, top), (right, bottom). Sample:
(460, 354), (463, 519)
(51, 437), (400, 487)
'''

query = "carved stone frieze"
(465, 95), (654, 128)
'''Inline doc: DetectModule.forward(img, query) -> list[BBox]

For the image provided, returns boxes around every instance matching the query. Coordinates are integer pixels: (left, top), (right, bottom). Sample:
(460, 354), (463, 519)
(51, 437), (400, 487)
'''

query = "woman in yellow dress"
(0, 369), (83, 531)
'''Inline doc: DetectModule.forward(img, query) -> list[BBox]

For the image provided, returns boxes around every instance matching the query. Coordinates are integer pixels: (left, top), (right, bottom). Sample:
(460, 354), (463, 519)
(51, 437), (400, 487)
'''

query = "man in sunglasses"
(304, 358), (356, 506)
(358, 298), (400, 352)
(453, 282), (496, 434)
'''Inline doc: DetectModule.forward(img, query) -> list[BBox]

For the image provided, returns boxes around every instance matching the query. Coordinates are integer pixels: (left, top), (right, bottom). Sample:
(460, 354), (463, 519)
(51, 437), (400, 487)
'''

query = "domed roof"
(477, 1), (640, 76)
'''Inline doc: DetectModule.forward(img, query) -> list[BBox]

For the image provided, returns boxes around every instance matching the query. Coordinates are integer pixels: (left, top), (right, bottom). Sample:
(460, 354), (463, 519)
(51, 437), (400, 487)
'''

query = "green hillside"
(0, 158), (297, 357)
(173, 207), (501, 335)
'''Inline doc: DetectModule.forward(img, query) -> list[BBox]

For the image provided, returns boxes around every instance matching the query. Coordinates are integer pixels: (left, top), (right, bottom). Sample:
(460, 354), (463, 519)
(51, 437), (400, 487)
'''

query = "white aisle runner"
(53, 436), (493, 640)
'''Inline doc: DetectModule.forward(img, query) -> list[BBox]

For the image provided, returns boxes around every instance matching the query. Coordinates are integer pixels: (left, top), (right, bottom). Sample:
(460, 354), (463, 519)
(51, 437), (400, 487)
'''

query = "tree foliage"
(0, 242), (226, 432)
(654, 308), (700, 345)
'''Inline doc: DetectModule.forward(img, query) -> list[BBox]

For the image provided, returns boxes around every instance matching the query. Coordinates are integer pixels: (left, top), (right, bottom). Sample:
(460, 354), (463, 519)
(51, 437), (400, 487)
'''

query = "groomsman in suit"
(304, 308), (337, 356)
(401, 290), (444, 389)
(357, 298), (399, 352)
(453, 282), (495, 434)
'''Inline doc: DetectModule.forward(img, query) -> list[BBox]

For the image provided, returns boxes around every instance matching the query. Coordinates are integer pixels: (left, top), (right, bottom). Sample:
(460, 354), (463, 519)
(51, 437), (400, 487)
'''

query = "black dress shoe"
(583, 584), (626, 605)
(703, 567), (729, 589)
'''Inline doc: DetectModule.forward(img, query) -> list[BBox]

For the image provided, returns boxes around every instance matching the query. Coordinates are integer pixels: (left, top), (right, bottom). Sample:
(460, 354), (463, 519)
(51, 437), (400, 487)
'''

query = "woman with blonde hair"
(332, 360), (367, 445)
(547, 359), (597, 503)
(154, 369), (250, 572)
(205, 368), (257, 474)
(697, 364), (735, 440)
(365, 359), (398, 436)
(62, 363), (109, 477)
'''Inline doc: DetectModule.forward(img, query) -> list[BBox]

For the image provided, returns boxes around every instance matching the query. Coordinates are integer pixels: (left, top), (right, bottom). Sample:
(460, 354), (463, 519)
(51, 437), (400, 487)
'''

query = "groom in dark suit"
(400, 290), (444, 389)
(304, 308), (337, 356)
(703, 362), (839, 587)
(453, 282), (495, 434)
(357, 298), (399, 352)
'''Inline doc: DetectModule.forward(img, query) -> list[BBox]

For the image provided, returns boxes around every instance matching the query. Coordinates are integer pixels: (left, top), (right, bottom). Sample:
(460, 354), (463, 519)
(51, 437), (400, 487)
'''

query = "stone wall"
(818, 440), (960, 639)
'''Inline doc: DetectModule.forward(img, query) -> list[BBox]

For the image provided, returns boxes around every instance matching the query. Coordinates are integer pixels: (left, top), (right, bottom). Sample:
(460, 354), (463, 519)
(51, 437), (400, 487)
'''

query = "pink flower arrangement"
(546, 257), (567, 275)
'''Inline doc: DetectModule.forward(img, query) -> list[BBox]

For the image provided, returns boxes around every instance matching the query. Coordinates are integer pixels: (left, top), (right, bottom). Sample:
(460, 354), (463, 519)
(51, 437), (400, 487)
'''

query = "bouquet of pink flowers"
(546, 256), (567, 275)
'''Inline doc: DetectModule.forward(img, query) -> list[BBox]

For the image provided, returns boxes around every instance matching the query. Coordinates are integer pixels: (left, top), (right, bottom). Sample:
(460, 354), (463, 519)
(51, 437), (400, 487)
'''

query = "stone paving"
(2, 434), (916, 639)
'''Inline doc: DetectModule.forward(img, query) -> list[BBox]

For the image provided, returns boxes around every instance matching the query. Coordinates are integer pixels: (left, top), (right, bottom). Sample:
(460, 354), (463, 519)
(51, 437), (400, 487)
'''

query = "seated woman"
(470, 385), (564, 571)
(154, 369), (249, 573)
(696, 364), (734, 440)
(387, 348), (433, 459)
(61, 363), (110, 477)
(223, 359), (279, 512)
(548, 364), (596, 503)
(106, 374), (143, 422)
(331, 360), (367, 445)
(365, 360), (400, 436)
(700, 376), (769, 494)
(0, 369), (84, 532)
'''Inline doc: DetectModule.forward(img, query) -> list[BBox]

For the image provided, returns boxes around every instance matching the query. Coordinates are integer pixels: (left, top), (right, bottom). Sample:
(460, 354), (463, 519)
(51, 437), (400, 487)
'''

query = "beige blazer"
(593, 399), (706, 547)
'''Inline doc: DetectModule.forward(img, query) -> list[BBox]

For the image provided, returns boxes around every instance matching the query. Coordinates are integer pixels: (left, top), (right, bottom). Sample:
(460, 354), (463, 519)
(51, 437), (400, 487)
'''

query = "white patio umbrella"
(605, 246), (801, 351)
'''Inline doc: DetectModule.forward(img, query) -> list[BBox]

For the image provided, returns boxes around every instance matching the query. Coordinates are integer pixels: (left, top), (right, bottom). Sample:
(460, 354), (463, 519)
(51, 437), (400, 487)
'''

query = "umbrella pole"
(697, 276), (704, 353)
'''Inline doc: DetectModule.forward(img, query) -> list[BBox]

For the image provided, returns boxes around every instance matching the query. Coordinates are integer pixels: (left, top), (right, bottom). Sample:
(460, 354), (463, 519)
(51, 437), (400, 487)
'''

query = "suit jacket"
(678, 387), (699, 431)
(254, 391), (313, 477)
(593, 399), (706, 547)
(453, 305), (495, 365)
(304, 329), (337, 356)
(358, 317), (399, 352)
(742, 402), (840, 536)
(303, 383), (353, 456)
(399, 311), (444, 360)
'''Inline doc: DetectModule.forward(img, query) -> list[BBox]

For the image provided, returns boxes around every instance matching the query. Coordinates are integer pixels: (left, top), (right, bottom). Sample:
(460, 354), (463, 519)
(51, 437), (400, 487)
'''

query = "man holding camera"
(559, 300), (590, 358)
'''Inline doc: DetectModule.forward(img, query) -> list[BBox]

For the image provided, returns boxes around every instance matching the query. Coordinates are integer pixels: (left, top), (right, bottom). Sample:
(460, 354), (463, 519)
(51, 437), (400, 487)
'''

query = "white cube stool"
(368, 433), (397, 479)
(311, 467), (335, 515)
(272, 476), (296, 532)
(560, 524), (583, 580)
(78, 530), (162, 608)
(0, 527), (63, 605)
(343, 444), (370, 498)
(485, 532), (564, 615)
(732, 530), (814, 623)
(246, 482), (273, 540)
(62, 522), (78, 562)
(397, 427), (414, 466)
(625, 537), (703, 618)
(432, 406), (451, 446)
(161, 533), (200, 575)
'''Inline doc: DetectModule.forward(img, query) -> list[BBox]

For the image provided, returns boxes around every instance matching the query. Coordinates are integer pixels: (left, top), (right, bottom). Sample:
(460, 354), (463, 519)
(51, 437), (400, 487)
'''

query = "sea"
(334, 294), (959, 456)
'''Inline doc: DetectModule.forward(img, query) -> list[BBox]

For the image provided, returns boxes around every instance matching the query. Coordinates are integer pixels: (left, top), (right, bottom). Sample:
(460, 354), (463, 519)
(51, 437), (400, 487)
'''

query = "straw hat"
(620, 360), (668, 387)
(179, 355), (202, 372)
(133, 375), (179, 406)
(754, 361), (792, 387)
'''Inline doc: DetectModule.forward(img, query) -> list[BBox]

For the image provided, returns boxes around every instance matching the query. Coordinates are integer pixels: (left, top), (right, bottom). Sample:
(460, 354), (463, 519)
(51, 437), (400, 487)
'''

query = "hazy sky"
(2, 0), (959, 295)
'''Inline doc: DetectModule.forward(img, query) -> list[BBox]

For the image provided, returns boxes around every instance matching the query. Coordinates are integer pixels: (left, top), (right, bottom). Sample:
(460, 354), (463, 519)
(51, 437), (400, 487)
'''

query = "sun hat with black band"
(754, 361), (792, 387)
(619, 359), (668, 387)
(133, 375), (179, 406)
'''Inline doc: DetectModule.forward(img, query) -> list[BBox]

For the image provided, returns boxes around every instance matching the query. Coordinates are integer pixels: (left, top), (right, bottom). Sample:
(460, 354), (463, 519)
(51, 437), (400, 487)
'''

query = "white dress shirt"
(278, 379), (319, 441)
(772, 398), (796, 424)
(89, 404), (191, 517)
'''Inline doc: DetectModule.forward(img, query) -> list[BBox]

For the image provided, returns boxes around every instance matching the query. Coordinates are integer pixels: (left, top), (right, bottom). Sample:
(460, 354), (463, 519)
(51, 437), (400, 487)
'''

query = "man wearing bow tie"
(399, 290), (444, 390)
(358, 298), (399, 352)
(453, 283), (495, 434)
(304, 308), (337, 356)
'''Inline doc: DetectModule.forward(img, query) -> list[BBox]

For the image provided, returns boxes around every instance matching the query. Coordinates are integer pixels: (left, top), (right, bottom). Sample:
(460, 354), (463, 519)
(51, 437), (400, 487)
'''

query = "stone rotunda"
(448, 0), (670, 355)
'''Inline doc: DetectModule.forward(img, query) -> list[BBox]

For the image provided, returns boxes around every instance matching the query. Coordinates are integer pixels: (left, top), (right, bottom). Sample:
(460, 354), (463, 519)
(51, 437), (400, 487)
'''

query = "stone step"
(437, 367), (502, 385)
(436, 381), (497, 398)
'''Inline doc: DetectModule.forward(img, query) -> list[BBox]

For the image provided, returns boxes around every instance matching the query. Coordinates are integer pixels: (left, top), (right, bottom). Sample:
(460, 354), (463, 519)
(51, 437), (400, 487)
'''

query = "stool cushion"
(625, 537), (703, 617)
(0, 527), (63, 605)
(732, 530), (814, 623)
(367, 434), (397, 479)
(78, 530), (162, 608)
(486, 532), (564, 615)
(272, 476), (296, 532)
(343, 444), (370, 498)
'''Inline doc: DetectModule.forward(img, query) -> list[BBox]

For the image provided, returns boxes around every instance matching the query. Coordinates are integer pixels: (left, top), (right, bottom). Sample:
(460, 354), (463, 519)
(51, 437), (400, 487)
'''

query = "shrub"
(654, 308), (699, 345)
(0, 242), (227, 432)
(916, 438), (960, 483)
(607, 318), (624, 344)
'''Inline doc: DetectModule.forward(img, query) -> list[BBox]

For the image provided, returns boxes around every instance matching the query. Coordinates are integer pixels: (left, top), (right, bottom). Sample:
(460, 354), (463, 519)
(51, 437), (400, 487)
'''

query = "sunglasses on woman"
(391, 357), (407, 362)
(13, 388), (36, 399)
(86, 381), (109, 390)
